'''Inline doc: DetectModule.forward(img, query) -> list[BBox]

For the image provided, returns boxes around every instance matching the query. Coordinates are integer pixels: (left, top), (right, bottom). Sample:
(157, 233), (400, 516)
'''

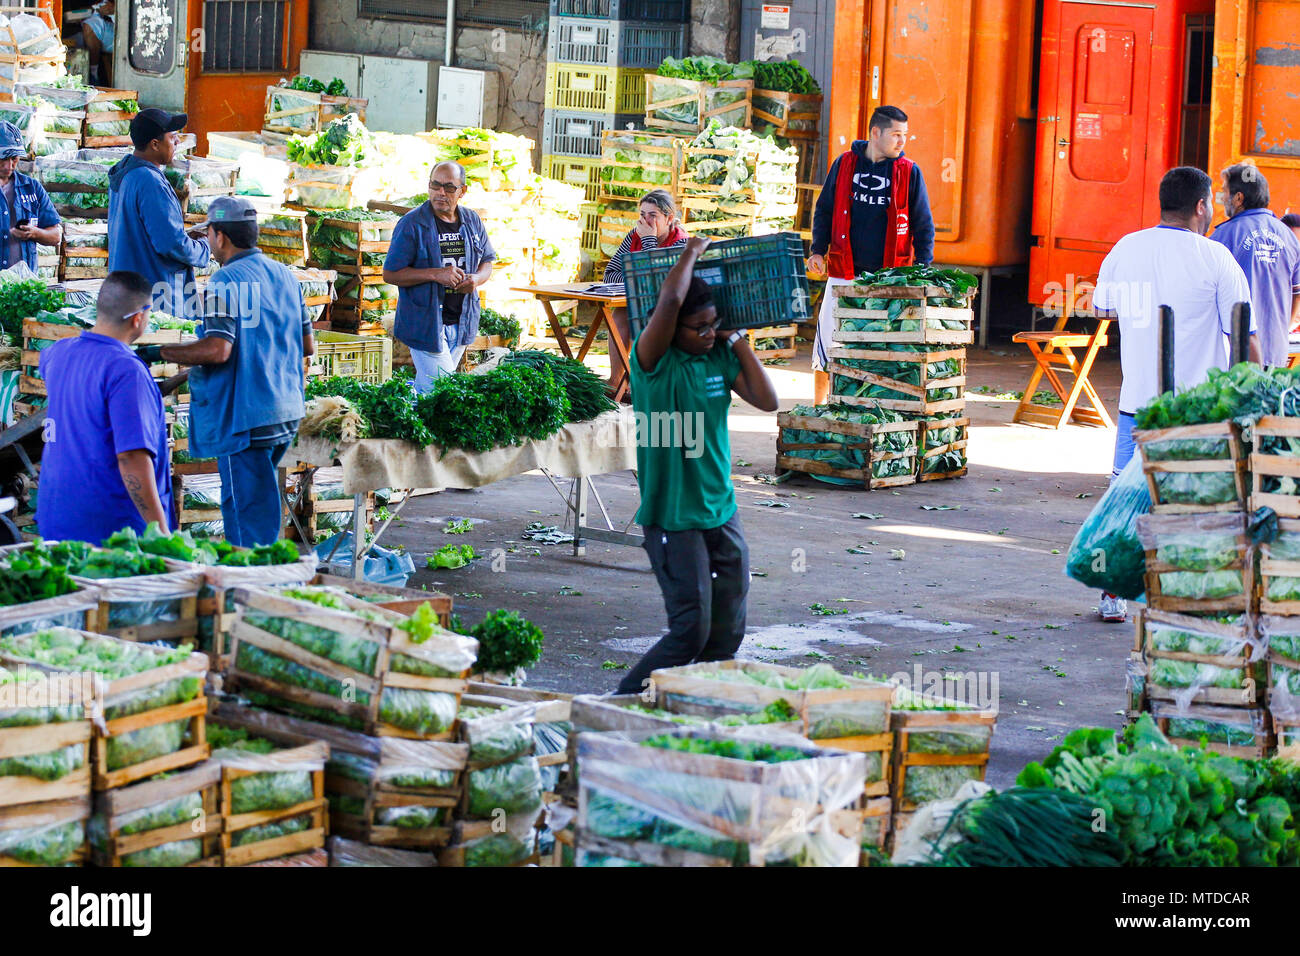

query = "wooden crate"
(1145, 700), (1273, 760)
(263, 84), (367, 137)
(1250, 416), (1300, 517)
(59, 220), (109, 279)
(829, 282), (975, 346)
(1137, 514), (1253, 615)
(889, 703), (996, 813)
(748, 324), (797, 360)
(333, 273), (397, 314)
(0, 585), (99, 637)
(750, 88), (822, 138)
(81, 88), (138, 148)
(224, 586), (472, 740)
(75, 560), (206, 646)
(195, 551), (321, 667)
(917, 416), (969, 482)
(597, 127), (683, 203)
(306, 572), (452, 627)
(439, 817), (540, 867)
(20, 320), (190, 400)
(858, 795), (891, 864)
(246, 847), (328, 866)
(828, 346), (967, 416)
(0, 672), (94, 809)
(91, 762), (222, 867)
(327, 834), (436, 866)
(285, 487), (375, 546)
(644, 74), (752, 134)
(1133, 421), (1248, 514)
(575, 727), (867, 866)
(307, 214), (394, 277)
(208, 703), (329, 867)
(0, 795), (89, 867)
(0, 7), (63, 100)
(1259, 519), (1300, 615)
(258, 209), (310, 267)
(775, 410), (919, 491)
(176, 156), (239, 224)
(1137, 608), (1262, 707)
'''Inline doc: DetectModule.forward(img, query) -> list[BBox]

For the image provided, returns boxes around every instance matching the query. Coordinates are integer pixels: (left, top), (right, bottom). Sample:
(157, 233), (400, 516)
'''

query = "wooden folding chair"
(1011, 275), (1114, 429)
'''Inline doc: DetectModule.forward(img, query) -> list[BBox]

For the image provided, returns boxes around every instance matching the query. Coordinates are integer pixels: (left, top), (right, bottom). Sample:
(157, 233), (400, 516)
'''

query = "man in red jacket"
(808, 105), (935, 404)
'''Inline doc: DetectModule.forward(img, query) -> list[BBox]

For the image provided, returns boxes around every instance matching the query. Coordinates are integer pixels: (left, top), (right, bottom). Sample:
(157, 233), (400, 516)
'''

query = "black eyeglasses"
(429, 180), (462, 193)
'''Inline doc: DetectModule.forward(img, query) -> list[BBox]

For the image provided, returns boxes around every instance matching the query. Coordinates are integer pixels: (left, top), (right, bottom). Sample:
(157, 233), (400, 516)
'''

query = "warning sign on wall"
(1074, 112), (1103, 140)
(761, 4), (791, 29)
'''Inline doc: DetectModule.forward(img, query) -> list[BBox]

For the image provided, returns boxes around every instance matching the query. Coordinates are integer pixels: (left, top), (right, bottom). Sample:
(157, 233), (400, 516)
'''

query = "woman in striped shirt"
(602, 189), (688, 283)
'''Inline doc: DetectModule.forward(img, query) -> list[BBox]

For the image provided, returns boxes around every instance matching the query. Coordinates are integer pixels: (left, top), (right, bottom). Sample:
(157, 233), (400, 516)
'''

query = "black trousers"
(615, 510), (750, 695)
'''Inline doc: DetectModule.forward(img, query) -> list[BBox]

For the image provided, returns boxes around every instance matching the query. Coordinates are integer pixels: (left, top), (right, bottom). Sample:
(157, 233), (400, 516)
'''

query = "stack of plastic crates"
(542, 0), (690, 260)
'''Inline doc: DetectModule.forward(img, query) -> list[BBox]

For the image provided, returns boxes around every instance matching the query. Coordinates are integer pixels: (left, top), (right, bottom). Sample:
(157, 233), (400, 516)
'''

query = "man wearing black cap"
(0, 119), (61, 272)
(136, 195), (314, 546)
(108, 108), (210, 316)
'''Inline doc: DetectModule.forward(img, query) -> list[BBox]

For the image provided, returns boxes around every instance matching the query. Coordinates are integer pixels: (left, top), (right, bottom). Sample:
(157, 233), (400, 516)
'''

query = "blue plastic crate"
(624, 233), (812, 335)
(547, 16), (687, 68)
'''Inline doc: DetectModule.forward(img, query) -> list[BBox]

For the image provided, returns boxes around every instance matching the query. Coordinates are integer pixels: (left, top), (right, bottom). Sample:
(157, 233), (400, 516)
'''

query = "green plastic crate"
(624, 233), (811, 335)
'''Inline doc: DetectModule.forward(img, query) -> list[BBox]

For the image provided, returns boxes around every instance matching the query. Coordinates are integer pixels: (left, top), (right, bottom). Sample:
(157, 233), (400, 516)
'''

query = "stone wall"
(309, 0), (548, 153)
(690, 0), (740, 61)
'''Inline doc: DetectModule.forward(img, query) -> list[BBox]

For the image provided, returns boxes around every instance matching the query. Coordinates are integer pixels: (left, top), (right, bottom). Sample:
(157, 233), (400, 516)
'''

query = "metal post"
(1157, 305), (1175, 395)
(573, 478), (587, 558)
(351, 492), (366, 580)
(445, 0), (456, 68)
(1231, 302), (1251, 365)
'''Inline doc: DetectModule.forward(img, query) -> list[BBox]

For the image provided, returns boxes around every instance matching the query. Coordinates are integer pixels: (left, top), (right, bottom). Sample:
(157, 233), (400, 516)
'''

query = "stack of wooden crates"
(774, 277), (974, 488)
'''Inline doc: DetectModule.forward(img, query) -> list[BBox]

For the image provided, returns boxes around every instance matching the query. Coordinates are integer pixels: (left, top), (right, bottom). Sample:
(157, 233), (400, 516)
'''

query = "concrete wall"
(309, 0), (549, 150)
(691, 0), (740, 61)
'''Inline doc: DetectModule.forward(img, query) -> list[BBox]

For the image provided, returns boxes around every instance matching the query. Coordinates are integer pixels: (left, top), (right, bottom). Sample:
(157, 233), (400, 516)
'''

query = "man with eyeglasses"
(37, 271), (172, 542)
(383, 161), (497, 392)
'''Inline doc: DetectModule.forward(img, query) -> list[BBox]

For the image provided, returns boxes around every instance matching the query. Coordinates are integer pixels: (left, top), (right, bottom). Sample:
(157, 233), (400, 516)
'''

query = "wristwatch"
(725, 330), (744, 347)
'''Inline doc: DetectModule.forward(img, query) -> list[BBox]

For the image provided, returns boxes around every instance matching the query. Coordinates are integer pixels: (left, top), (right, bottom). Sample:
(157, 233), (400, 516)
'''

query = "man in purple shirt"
(1211, 165), (1300, 366)
(36, 271), (171, 542)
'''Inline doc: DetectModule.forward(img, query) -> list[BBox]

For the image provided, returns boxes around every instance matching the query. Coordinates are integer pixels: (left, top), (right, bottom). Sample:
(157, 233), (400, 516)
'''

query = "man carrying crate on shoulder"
(137, 196), (315, 547)
(614, 236), (780, 696)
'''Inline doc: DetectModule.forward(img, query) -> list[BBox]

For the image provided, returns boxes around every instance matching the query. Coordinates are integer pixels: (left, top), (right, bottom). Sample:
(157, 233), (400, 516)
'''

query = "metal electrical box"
(363, 55), (440, 134)
(299, 50), (363, 98)
(437, 66), (500, 129)
(739, 0), (835, 180)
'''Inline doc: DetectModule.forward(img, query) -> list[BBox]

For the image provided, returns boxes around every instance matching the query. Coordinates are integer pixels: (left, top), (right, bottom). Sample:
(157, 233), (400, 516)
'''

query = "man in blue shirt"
(383, 161), (496, 393)
(0, 120), (61, 272)
(1211, 165), (1300, 367)
(140, 197), (314, 546)
(108, 109), (210, 316)
(37, 271), (171, 542)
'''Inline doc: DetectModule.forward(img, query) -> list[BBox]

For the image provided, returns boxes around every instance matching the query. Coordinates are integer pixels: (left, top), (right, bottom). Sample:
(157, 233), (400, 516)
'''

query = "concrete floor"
(380, 338), (1130, 788)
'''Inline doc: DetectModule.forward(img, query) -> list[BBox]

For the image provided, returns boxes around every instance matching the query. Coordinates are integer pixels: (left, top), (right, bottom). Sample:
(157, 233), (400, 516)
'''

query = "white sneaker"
(1098, 592), (1127, 623)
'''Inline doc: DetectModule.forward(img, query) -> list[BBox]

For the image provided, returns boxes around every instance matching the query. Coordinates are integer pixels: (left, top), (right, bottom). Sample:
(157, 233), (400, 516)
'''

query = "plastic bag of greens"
(1064, 455), (1149, 599)
(0, 817), (84, 864)
(460, 705), (534, 765)
(376, 805), (445, 828)
(465, 756), (542, 818)
(378, 686), (458, 736)
(1144, 613), (1252, 658)
(458, 812), (537, 867)
(327, 835), (435, 866)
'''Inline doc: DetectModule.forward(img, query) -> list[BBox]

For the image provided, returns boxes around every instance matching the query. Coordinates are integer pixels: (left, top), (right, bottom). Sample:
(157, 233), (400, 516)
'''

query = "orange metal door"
(1045, 5), (1155, 284)
(184, 0), (309, 144)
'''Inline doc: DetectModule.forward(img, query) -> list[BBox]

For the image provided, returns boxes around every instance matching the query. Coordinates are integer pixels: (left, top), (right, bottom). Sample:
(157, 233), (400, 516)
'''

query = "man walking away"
(1210, 165), (1300, 366)
(614, 236), (780, 696)
(108, 109), (210, 316)
(138, 197), (314, 546)
(37, 271), (171, 542)
(383, 161), (496, 393)
(808, 105), (935, 403)
(1091, 166), (1258, 622)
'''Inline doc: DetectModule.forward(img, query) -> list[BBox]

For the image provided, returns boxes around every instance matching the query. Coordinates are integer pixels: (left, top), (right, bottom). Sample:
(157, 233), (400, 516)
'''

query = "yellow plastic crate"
(544, 63), (649, 114)
(542, 155), (602, 203)
(311, 330), (393, 384)
(580, 202), (600, 255)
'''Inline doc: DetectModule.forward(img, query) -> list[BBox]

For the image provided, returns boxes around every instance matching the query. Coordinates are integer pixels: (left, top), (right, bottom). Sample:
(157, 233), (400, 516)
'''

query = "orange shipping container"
(1208, 0), (1300, 218)
(828, 0), (1038, 269)
(1029, 0), (1216, 305)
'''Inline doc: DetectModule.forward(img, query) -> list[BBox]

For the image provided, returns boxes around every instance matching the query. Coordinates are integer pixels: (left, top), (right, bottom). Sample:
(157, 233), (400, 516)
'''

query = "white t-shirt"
(1093, 225), (1253, 414)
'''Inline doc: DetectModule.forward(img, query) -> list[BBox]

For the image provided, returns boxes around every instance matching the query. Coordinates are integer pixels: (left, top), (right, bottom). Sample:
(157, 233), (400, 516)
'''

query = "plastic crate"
(580, 201), (601, 255)
(547, 17), (687, 68)
(312, 330), (393, 384)
(549, 0), (690, 19)
(544, 63), (650, 114)
(543, 108), (640, 158)
(542, 154), (603, 203)
(624, 232), (811, 335)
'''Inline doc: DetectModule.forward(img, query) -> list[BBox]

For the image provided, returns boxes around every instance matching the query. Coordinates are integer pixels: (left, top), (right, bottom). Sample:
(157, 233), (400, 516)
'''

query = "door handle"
(1057, 138), (1071, 147)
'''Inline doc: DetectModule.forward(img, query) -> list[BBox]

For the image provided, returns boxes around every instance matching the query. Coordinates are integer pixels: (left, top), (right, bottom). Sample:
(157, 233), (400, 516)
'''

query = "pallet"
(775, 411), (919, 490)
(917, 416), (969, 481)
(224, 586), (471, 740)
(1133, 421), (1248, 514)
(644, 74), (752, 134)
(830, 282), (975, 346)
(889, 703), (996, 813)
(1137, 514), (1253, 615)
(1250, 416), (1300, 517)
(0, 685), (93, 808)
(208, 703), (329, 867)
(91, 762), (223, 866)
(0, 795), (89, 867)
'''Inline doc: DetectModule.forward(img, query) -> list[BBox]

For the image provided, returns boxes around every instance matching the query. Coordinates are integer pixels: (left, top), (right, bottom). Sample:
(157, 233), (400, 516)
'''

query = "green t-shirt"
(629, 334), (741, 531)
